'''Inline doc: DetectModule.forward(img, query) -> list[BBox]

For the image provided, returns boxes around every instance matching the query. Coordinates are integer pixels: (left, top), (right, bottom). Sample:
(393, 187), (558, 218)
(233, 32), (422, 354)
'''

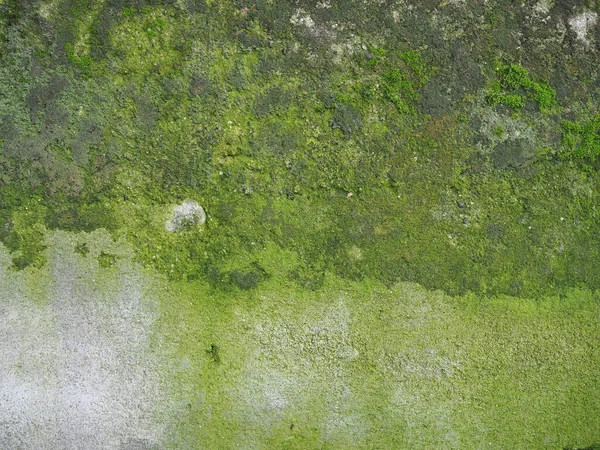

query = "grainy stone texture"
(0, 231), (167, 450)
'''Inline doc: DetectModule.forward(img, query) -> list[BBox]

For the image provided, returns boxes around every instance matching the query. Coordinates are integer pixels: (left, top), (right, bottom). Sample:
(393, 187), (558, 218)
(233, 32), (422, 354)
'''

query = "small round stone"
(165, 200), (206, 232)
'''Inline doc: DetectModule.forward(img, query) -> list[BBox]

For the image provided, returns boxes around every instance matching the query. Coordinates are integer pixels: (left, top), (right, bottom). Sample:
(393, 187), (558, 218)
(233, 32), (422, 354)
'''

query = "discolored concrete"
(0, 231), (167, 450)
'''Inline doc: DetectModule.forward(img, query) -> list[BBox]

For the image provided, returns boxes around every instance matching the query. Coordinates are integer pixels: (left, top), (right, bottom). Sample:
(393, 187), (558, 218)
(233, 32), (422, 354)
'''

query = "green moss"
(0, 0), (596, 300)
(108, 7), (187, 82)
(1, 1), (600, 446)
(561, 116), (600, 161)
(530, 80), (557, 110)
(144, 16), (166, 40)
(492, 125), (505, 138)
(485, 63), (556, 112)
(97, 251), (117, 268)
(379, 50), (429, 114)
(489, 92), (525, 110)
(206, 343), (221, 364)
(74, 242), (90, 256)
(0, 198), (48, 271)
(499, 63), (533, 90)
(382, 68), (414, 113)
(399, 49), (428, 80)
(365, 47), (386, 69)
(122, 7), (135, 18)
(64, 42), (94, 76)
(156, 276), (600, 449)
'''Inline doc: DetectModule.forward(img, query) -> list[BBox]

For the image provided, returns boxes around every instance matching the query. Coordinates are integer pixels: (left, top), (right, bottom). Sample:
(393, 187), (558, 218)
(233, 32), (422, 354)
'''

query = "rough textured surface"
(0, 233), (599, 448)
(165, 200), (206, 232)
(0, 232), (167, 450)
(1, 0), (600, 448)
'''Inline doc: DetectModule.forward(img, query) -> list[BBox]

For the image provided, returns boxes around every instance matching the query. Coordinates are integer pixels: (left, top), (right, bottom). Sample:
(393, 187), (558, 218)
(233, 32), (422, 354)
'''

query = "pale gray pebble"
(165, 200), (206, 232)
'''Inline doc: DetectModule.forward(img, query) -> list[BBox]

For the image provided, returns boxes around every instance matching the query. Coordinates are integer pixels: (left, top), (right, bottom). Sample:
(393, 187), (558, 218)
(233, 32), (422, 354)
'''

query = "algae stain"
(110, 7), (183, 81)
(74, 241), (89, 256)
(2, 230), (600, 448)
(97, 250), (117, 268)
(155, 275), (600, 449)
(70, 0), (106, 59)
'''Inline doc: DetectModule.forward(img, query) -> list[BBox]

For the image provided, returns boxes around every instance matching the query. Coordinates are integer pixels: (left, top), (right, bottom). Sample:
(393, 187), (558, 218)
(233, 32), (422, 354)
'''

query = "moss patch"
(486, 63), (557, 112)
(156, 275), (600, 449)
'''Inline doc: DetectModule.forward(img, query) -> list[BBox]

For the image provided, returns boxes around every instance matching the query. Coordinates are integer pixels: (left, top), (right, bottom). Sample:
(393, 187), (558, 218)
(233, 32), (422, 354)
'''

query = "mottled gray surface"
(0, 231), (166, 450)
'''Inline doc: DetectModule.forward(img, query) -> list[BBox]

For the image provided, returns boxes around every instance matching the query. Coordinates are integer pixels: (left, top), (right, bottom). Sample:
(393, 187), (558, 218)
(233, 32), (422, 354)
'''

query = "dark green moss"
(206, 343), (221, 364)
(0, 0), (599, 299)
(74, 242), (90, 256)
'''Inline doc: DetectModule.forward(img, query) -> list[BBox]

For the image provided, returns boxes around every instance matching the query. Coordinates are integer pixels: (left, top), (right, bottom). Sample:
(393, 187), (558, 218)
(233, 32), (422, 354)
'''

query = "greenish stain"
(64, 42), (94, 77)
(97, 251), (117, 268)
(74, 241), (90, 256)
(0, 0), (598, 301)
(154, 275), (600, 449)
(0, 197), (48, 271)
(0, 2), (600, 447)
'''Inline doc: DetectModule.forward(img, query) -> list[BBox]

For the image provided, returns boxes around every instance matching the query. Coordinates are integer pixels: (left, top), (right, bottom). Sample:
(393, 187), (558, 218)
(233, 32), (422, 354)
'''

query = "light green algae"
(157, 273), (600, 449)
(1, 231), (599, 449)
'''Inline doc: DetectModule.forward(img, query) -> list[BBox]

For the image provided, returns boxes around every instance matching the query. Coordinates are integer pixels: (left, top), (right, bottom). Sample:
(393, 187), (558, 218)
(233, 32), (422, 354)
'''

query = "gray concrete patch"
(0, 231), (167, 450)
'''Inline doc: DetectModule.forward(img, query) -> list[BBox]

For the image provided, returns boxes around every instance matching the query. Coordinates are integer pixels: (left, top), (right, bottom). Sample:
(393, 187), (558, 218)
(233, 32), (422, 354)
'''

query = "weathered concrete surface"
(0, 231), (166, 450)
(1, 231), (600, 449)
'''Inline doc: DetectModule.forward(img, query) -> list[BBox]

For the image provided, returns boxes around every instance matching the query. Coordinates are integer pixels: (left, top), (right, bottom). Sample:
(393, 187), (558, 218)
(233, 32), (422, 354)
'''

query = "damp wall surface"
(1, 231), (599, 449)
(2, 0), (600, 447)
(0, 232), (167, 449)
